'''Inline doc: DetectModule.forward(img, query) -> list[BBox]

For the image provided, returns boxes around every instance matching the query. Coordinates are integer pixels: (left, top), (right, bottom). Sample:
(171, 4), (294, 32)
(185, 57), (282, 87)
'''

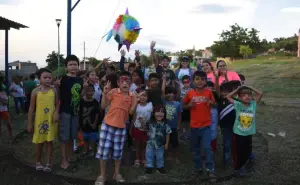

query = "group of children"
(16, 42), (263, 185)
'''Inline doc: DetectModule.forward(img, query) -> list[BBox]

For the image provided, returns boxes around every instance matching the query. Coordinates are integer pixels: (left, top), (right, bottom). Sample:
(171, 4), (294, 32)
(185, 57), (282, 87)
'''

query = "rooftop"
(0, 16), (29, 30)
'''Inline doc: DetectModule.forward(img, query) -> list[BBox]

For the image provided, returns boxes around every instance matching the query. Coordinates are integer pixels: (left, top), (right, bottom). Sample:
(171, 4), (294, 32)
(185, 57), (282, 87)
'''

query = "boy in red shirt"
(183, 71), (216, 182)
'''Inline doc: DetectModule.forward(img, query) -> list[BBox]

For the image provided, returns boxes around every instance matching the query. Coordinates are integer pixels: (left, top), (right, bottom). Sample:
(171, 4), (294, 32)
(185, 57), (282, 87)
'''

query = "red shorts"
(131, 127), (147, 143)
(0, 111), (10, 120)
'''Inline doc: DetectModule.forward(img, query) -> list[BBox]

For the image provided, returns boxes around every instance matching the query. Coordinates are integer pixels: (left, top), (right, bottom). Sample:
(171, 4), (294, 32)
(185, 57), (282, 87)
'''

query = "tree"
(140, 54), (152, 67)
(239, 45), (252, 59)
(86, 57), (101, 67)
(46, 51), (65, 70)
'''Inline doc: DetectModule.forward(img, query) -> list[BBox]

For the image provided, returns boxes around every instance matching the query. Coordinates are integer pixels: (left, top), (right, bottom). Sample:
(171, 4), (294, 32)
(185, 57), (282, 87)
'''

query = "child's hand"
(83, 79), (89, 89)
(103, 81), (111, 95)
(54, 76), (61, 87)
(120, 49), (126, 57)
(27, 124), (33, 133)
(135, 50), (140, 57)
(188, 100), (195, 108)
(150, 41), (156, 50)
(164, 144), (168, 150)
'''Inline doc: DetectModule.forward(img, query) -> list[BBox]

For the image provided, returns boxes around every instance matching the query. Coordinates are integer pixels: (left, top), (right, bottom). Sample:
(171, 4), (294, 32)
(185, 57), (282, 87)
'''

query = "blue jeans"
(222, 127), (233, 164)
(190, 126), (214, 172)
(14, 97), (25, 114)
(145, 146), (164, 168)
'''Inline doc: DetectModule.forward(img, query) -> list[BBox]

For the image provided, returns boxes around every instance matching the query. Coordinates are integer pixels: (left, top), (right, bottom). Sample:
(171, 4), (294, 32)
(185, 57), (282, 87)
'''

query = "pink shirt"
(207, 71), (241, 85)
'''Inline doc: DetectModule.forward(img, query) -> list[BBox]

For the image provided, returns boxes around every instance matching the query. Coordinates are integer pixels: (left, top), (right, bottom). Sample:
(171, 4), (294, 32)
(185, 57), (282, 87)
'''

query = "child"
(147, 73), (163, 107)
(9, 76), (25, 114)
(86, 69), (102, 103)
(95, 71), (137, 185)
(226, 85), (263, 176)
(180, 75), (192, 140)
(27, 68), (59, 172)
(183, 71), (216, 182)
(130, 69), (144, 93)
(79, 84), (99, 157)
(0, 76), (12, 138)
(144, 104), (171, 174)
(130, 86), (153, 167)
(217, 82), (236, 166)
(162, 74), (181, 163)
(206, 81), (219, 153)
(54, 55), (83, 170)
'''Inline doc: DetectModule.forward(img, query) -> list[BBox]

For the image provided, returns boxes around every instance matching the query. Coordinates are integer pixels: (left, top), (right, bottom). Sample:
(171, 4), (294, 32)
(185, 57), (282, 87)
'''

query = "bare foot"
(60, 160), (69, 169)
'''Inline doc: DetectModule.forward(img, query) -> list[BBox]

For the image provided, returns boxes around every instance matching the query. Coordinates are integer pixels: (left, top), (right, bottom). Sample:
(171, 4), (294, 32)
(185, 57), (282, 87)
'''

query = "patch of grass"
(229, 57), (300, 98)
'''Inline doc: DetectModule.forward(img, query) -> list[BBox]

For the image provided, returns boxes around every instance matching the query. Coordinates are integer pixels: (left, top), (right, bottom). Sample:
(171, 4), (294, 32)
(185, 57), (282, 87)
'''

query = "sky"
(0, 0), (300, 69)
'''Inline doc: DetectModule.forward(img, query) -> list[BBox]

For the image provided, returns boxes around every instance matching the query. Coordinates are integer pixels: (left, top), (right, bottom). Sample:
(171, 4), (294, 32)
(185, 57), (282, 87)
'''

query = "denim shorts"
(82, 132), (99, 143)
(59, 112), (79, 142)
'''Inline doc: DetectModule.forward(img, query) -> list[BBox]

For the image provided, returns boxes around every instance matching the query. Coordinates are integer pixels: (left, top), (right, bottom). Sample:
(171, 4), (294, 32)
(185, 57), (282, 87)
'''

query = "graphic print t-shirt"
(164, 100), (182, 129)
(59, 75), (83, 116)
(183, 89), (215, 128)
(156, 66), (176, 86)
(233, 100), (256, 136)
(79, 98), (99, 133)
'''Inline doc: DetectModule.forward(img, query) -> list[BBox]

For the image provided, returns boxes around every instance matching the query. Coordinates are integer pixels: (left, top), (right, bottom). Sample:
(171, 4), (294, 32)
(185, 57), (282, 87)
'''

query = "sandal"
(113, 174), (125, 183)
(35, 162), (44, 171)
(95, 175), (106, 185)
(134, 160), (141, 167)
(43, 164), (52, 172)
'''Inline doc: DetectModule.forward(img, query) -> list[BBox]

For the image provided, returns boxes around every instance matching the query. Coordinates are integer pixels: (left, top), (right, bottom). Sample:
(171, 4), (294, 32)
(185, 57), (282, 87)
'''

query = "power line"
(93, 0), (121, 57)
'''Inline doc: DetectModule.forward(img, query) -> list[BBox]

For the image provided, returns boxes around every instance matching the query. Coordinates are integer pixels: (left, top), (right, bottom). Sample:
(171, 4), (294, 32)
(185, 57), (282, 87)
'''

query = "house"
(79, 60), (92, 70)
(7, 61), (38, 83)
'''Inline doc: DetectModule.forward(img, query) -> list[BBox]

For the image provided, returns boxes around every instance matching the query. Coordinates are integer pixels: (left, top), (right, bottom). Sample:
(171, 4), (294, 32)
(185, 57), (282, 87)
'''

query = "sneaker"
(113, 174), (125, 183)
(145, 168), (153, 174)
(157, 167), (166, 174)
(208, 172), (217, 183)
(95, 176), (105, 185)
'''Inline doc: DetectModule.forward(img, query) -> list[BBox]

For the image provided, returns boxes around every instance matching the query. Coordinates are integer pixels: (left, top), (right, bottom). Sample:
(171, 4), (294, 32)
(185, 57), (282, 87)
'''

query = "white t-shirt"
(134, 102), (153, 130)
(93, 83), (102, 102)
(177, 68), (190, 82)
(130, 83), (138, 94)
(9, 83), (24, 98)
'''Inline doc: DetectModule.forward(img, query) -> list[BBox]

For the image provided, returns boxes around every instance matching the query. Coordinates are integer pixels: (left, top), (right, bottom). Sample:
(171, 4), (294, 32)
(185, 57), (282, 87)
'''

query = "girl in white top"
(130, 87), (153, 167)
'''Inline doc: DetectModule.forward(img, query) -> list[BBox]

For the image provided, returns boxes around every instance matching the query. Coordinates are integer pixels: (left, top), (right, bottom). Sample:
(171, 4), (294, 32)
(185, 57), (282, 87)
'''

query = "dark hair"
(165, 86), (176, 95)
(192, 71), (207, 81)
(128, 63), (136, 69)
(106, 72), (118, 89)
(65, 55), (79, 66)
(29, 73), (35, 80)
(202, 60), (214, 71)
(151, 104), (167, 123)
(0, 76), (4, 92)
(216, 60), (226, 68)
(108, 65), (115, 71)
(148, 73), (160, 81)
(238, 73), (245, 81)
(178, 56), (190, 69)
(220, 82), (233, 92)
(238, 86), (252, 96)
(136, 85), (147, 94)
(87, 84), (95, 91)
(181, 75), (190, 82)
(86, 69), (96, 78)
(132, 69), (144, 84)
(161, 55), (170, 61)
(77, 70), (87, 77)
(118, 71), (131, 80)
(37, 68), (52, 79)
(206, 81), (214, 88)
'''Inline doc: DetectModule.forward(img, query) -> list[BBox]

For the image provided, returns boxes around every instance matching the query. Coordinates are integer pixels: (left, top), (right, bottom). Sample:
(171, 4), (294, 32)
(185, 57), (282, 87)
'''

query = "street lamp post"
(55, 19), (62, 75)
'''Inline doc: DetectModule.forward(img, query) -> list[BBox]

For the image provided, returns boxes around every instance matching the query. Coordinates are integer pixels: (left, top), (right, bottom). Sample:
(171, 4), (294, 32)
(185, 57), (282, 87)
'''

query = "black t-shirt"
(218, 98), (235, 128)
(148, 88), (163, 107)
(156, 66), (176, 86)
(59, 75), (83, 116)
(79, 98), (100, 133)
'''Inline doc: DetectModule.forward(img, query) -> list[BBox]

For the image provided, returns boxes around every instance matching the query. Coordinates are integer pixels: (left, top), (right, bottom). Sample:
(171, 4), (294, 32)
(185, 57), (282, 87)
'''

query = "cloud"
(0, 0), (20, 5)
(280, 7), (300, 13)
(192, 4), (240, 14)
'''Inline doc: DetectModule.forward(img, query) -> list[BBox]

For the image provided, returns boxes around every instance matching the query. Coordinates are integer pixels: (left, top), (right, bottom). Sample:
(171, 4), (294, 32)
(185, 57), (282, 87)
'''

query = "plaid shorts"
(96, 122), (126, 160)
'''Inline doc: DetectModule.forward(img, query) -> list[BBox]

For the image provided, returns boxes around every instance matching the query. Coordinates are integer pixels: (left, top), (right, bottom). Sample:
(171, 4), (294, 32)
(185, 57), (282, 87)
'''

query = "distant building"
(79, 60), (92, 71)
(7, 61), (38, 83)
(202, 48), (213, 58)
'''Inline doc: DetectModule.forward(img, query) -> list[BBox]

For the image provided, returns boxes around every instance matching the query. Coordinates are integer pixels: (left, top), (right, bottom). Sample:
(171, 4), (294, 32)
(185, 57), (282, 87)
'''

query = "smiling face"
(193, 75), (207, 89)
(161, 58), (170, 68)
(88, 71), (98, 84)
(154, 109), (165, 121)
(149, 77), (159, 89)
(181, 60), (189, 68)
(138, 91), (148, 104)
(202, 62), (212, 73)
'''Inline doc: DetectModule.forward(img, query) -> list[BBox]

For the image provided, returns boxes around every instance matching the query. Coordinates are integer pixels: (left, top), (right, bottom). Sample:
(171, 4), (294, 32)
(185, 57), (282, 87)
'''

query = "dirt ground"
(1, 103), (299, 185)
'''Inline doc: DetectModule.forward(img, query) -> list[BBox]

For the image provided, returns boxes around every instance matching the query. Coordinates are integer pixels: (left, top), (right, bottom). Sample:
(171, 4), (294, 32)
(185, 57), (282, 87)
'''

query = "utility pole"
(83, 41), (86, 70)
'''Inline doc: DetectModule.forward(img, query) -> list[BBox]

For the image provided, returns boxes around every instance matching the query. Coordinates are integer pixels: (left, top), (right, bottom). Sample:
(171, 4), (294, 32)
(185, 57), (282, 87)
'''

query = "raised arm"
(226, 86), (241, 104)
(120, 50), (126, 71)
(150, 41), (159, 68)
(246, 86), (263, 103)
